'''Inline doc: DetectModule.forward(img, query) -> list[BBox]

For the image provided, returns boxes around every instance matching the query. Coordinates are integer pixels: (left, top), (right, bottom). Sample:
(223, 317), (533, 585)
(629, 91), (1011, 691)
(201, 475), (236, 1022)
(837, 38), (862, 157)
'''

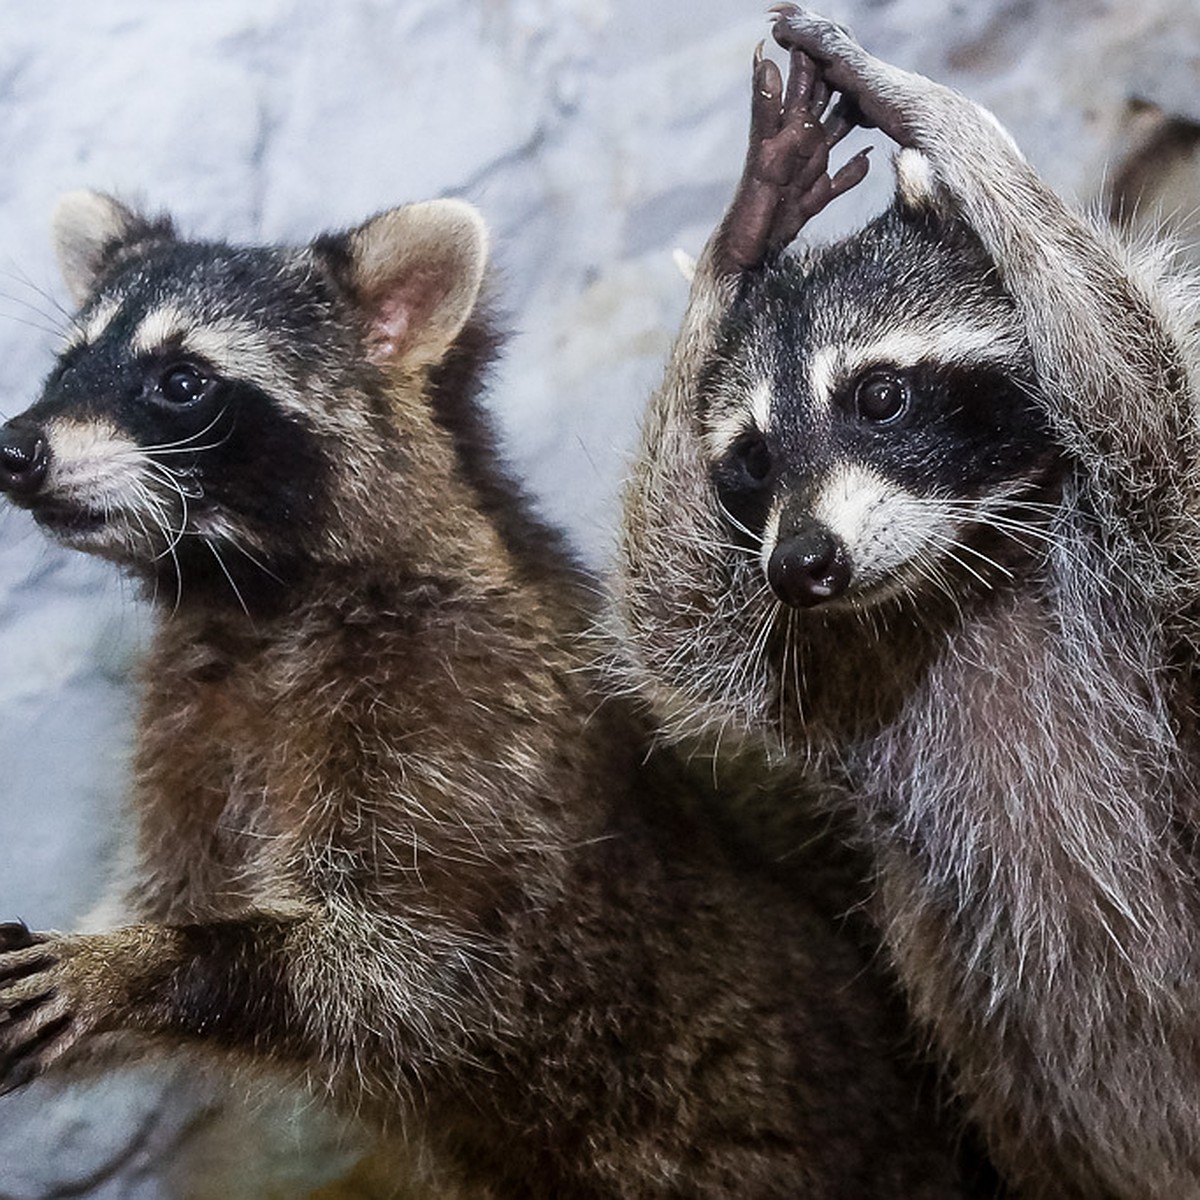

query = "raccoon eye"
(856, 371), (908, 424)
(732, 432), (773, 484)
(159, 363), (213, 405)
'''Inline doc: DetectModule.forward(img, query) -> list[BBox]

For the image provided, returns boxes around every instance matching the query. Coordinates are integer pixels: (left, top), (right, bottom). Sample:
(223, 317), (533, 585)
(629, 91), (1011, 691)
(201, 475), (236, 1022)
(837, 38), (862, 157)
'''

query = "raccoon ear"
(52, 191), (175, 306)
(892, 149), (954, 218)
(327, 199), (489, 369)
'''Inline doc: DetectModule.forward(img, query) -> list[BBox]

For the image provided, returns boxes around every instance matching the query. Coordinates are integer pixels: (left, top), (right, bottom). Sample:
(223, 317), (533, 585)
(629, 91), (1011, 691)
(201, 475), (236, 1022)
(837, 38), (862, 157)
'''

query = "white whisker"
(205, 538), (251, 617)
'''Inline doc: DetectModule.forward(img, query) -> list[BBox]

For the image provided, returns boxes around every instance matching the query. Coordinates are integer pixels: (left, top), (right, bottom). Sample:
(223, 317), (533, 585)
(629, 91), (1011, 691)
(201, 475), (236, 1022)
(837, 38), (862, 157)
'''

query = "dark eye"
(732, 432), (773, 484)
(855, 371), (908, 424)
(159, 363), (212, 405)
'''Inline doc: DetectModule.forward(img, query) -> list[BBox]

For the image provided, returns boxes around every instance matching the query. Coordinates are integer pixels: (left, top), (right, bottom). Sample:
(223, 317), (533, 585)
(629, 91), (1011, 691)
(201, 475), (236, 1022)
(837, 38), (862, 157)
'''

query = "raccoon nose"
(767, 523), (851, 607)
(0, 422), (49, 497)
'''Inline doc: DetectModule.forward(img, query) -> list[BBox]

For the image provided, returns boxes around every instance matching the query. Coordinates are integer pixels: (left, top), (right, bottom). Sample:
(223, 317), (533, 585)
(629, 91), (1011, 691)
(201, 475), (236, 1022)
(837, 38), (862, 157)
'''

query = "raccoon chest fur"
(130, 583), (582, 927)
(128, 622), (281, 921)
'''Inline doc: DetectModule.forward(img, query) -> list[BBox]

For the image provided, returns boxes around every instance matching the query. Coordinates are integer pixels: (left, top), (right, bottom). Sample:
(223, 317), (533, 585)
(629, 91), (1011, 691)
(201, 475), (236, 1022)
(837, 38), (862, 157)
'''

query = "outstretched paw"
(0, 928), (80, 1095)
(715, 40), (870, 274)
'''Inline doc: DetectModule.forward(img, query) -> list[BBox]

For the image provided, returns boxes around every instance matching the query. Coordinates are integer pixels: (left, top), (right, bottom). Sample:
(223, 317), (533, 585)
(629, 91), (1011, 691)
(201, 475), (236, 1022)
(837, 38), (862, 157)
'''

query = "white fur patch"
(131, 304), (188, 356)
(809, 324), (1025, 406)
(749, 379), (772, 431)
(704, 380), (773, 459)
(895, 148), (937, 209)
(704, 410), (749, 459)
(41, 418), (170, 559)
(44, 417), (149, 506)
(672, 247), (697, 283)
(182, 318), (281, 388)
(809, 346), (840, 414)
(811, 462), (947, 591)
(759, 501), (782, 576)
(63, 297), (121, 351)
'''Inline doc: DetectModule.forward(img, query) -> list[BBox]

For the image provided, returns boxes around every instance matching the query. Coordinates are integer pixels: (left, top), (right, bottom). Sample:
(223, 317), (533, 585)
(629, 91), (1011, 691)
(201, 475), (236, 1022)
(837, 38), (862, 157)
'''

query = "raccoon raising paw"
(618, 10), (1200, 1200)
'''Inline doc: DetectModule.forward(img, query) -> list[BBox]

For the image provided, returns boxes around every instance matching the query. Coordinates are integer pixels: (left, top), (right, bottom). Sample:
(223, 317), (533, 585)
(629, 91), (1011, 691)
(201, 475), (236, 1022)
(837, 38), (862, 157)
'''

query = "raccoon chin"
(29, 499), (107, 539)
(29, 500), (148, 563)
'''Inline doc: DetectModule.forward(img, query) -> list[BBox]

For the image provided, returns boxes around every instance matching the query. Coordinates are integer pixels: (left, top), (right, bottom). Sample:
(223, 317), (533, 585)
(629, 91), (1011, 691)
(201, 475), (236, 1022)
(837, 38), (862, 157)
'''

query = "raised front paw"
(0, 923), (83, 1094)
(716, 40), (870, 273)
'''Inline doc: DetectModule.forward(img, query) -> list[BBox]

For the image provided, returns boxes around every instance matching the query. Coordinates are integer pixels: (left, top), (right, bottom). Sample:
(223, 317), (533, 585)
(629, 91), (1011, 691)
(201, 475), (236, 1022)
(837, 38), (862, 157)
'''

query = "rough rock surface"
(0, 1), (1197, 1194)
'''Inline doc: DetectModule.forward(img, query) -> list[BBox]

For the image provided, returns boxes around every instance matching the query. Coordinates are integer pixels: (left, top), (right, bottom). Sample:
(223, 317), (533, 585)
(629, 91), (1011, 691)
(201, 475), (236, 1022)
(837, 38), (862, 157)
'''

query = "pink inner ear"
(366, 293), (412, 364)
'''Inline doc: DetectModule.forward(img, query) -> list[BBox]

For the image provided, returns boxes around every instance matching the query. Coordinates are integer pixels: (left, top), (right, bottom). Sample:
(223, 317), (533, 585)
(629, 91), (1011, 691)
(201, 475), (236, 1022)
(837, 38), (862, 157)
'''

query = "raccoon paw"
(719, 38), (870, 271)
(770, 5), (919, 145)
(0, 931), (79, 1094)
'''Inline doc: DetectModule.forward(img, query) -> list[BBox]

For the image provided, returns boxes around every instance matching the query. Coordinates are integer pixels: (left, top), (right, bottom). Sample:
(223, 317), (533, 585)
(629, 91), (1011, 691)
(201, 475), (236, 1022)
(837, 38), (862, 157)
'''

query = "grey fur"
(615, 11), (1200, 1199)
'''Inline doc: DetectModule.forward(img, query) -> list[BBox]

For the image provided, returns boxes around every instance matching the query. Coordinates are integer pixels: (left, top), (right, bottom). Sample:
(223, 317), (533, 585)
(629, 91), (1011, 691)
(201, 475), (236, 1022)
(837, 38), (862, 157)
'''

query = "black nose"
(767, 522), (851, 607)
(0, 422), (49, 497)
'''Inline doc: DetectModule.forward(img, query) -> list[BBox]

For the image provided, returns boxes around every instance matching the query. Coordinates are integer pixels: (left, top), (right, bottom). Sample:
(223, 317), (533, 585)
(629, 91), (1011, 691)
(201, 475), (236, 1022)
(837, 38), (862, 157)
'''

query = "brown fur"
(0, 191), (984, 1196)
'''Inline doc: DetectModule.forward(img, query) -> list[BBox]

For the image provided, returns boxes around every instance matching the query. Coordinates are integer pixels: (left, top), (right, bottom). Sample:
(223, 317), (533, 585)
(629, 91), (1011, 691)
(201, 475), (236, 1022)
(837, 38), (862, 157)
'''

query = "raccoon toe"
(0, 1001), (73, 1095)
(0, 942), (55, 989)
(0, 921), (40, 953)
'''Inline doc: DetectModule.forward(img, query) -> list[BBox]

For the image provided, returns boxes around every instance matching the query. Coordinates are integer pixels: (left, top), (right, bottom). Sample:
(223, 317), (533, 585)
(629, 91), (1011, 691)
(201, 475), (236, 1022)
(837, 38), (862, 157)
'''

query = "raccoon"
(616, 11), (1200, 1199)
(0, 189), (984, 1197)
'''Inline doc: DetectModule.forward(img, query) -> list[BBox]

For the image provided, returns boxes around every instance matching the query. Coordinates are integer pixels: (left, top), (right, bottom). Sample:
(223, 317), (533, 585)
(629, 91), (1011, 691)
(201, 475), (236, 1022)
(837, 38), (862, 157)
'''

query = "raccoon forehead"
(808, 322), (1026, 406)
(62, 296), (123, 352)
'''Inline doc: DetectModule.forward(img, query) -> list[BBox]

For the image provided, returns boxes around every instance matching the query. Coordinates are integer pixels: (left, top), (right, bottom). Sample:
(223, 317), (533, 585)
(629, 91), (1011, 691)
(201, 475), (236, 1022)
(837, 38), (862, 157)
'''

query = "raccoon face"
(702, 201), (1060, 611)
(0, 191), (488, 610)
(3, 245), (335, 578)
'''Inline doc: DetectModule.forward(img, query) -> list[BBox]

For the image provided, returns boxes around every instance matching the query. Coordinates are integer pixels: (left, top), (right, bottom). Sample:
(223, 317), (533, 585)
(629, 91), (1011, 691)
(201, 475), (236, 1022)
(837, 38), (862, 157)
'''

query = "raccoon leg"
(0, 915), (320, 1092)
(771, 4), (1200, 605)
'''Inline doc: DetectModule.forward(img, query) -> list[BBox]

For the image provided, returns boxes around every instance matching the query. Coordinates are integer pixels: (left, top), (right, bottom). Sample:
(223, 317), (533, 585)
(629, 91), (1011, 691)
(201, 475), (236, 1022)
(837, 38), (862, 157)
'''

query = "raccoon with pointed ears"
(0, 179), (989, 1195)
(616, 8), (1200, 1199)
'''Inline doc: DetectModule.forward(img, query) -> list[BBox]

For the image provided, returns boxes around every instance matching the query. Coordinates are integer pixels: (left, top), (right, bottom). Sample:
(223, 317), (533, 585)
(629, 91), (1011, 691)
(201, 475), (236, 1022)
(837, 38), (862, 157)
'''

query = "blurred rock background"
(0, 0), (1197, 1195)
